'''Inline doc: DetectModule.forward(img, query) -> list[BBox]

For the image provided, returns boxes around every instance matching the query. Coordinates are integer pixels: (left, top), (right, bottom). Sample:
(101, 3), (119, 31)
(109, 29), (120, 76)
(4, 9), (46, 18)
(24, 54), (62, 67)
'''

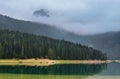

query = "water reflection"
(0, 64), (107, 75)
(98, 62), (120, 75)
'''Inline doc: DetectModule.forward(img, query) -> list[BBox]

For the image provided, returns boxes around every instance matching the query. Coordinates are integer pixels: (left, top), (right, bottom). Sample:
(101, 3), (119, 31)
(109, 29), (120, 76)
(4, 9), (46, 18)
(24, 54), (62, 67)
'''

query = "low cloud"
(0, 0), (120, 35)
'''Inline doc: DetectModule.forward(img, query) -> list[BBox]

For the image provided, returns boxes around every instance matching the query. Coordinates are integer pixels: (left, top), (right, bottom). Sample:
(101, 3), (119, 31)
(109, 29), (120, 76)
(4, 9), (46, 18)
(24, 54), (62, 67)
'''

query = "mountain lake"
(0, 62), (120, 79)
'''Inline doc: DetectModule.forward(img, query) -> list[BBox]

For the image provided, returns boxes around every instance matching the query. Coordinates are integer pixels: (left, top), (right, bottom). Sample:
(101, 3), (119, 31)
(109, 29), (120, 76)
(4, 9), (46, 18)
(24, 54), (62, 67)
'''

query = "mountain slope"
(0, 14), (120, 59)
(0, 14), (82, 43)
(0, 29), (107, 60)
(0, 14), (63, 38)
(83, 32), (120, 59)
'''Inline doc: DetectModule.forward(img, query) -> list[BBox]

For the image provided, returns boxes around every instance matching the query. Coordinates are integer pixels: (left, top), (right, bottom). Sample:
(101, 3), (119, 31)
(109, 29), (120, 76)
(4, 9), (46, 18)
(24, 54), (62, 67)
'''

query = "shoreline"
(0, 59), (112, 66)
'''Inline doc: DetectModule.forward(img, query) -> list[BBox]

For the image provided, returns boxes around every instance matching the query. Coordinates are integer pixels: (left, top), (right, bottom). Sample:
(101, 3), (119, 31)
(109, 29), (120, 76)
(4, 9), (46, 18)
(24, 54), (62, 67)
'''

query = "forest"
(0, 29), (107, 60)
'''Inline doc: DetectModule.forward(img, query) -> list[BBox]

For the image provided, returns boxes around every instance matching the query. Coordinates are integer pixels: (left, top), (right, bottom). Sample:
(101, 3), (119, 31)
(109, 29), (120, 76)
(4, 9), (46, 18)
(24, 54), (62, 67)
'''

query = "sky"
(0, 0), (120, 35)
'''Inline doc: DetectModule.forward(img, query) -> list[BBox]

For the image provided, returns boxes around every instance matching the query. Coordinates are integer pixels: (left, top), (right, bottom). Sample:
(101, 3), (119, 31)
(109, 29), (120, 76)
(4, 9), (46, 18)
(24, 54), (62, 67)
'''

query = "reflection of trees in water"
(48, 64), (107, 75)
(0, 64), (107, 75)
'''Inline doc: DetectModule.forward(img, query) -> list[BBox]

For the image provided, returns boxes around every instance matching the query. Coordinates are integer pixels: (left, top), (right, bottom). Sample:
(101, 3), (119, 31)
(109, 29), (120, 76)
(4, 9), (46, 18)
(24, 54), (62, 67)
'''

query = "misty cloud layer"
(0, 0), (120, 35)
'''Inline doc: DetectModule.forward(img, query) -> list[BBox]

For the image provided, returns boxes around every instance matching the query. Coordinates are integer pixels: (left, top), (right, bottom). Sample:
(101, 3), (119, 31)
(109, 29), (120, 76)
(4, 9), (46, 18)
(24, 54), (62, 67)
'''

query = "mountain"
(82, 32), (120, 60)
(0, 14), (119, 59)
(0, 14), (85, 43)
(0, 29), (107, 60)
(0, 14), (69, 40)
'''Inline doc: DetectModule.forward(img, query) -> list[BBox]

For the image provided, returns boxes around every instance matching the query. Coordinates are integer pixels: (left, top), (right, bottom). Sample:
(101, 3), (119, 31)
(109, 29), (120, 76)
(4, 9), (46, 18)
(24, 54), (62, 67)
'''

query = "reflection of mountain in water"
(0, 64), (107, 75)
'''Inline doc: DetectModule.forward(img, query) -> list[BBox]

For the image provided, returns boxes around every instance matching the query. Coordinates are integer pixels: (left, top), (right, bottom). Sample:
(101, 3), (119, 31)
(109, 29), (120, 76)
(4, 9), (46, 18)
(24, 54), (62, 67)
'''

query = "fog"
(0, 0), (120, 35)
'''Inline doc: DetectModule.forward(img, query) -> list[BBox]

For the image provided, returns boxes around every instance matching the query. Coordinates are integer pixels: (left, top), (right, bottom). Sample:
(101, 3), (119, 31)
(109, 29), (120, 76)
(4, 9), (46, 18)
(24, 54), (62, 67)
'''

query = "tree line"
(0, 29), (107, 60)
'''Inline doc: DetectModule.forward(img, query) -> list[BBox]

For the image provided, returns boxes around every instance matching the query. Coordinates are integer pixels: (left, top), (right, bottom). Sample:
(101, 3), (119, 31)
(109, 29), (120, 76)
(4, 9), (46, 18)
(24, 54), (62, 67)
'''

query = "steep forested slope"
(0, 30), (107, 60)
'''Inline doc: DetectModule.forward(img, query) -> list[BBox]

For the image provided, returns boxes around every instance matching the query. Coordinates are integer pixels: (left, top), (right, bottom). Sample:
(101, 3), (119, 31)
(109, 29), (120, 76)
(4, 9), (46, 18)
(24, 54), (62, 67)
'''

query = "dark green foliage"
(0, 29), (107, 60)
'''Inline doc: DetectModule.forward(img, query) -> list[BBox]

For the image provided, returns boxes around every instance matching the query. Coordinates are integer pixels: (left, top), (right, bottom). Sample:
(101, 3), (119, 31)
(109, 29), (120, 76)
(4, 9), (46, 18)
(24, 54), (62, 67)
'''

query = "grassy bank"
(56, 60), (111, 64)
(0, 59), (111, 66)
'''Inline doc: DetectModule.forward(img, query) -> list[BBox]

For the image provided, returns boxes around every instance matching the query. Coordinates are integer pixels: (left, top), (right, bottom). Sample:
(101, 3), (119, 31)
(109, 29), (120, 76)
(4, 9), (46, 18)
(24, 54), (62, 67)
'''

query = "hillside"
(83, 32), (120, 59)
(0, 14), (64, 39)
(0, 29), (107, 60)
(0, 14), (119, 59)
(0, 14), (80, 42)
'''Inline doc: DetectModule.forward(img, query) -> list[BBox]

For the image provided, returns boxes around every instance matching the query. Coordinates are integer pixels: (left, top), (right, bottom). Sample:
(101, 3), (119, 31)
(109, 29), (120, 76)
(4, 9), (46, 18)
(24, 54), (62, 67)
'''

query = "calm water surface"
(0, 62), (120, 79)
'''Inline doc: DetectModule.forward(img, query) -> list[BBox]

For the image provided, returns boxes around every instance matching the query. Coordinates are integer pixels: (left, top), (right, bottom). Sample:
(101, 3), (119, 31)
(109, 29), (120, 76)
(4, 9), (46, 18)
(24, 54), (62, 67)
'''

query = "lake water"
(0, 62), (120, 79)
